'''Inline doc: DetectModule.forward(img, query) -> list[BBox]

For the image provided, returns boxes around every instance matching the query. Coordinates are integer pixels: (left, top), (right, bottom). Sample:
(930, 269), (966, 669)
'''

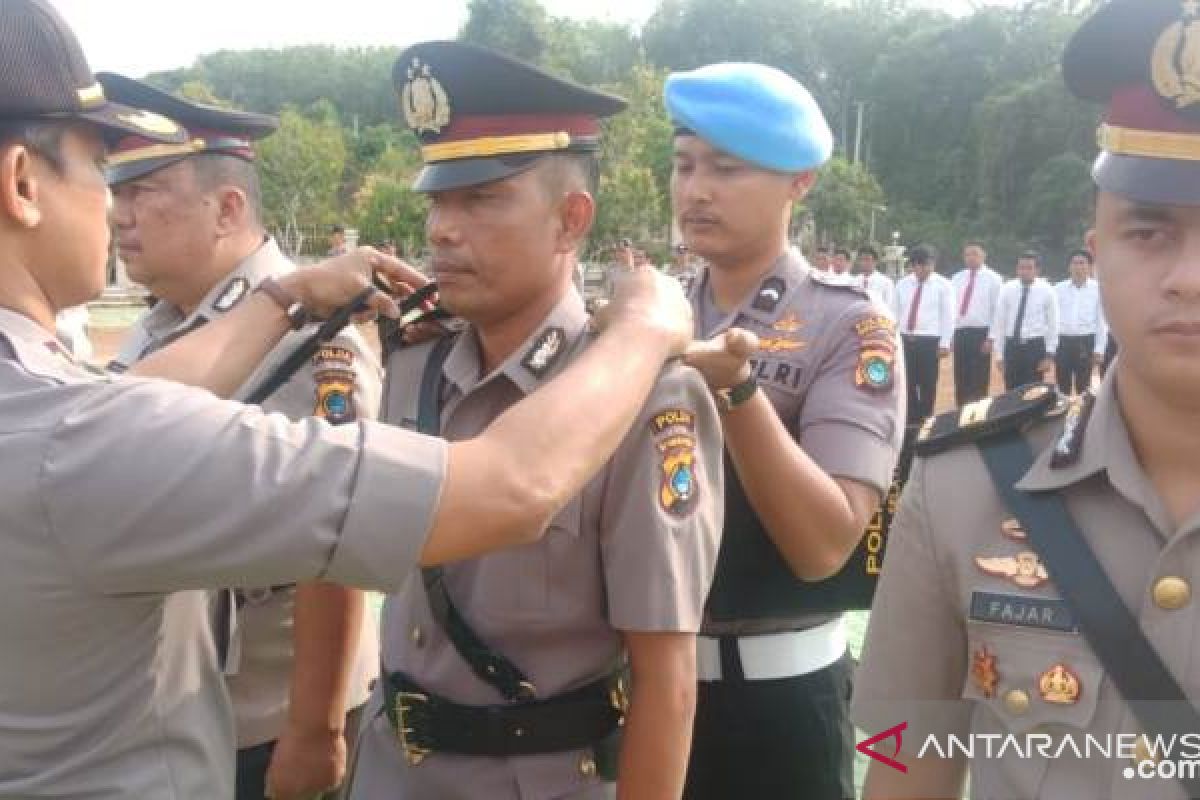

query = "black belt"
(382, 669), (626, 764)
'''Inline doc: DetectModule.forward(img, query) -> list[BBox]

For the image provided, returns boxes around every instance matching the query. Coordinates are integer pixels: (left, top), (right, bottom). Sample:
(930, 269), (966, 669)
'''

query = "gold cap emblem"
(401, 58), (451, 135)
(1152, 0), (1200, 110)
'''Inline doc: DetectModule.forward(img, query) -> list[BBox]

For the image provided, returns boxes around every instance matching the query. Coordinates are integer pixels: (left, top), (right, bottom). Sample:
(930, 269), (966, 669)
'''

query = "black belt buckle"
(394, 690), (434, 766)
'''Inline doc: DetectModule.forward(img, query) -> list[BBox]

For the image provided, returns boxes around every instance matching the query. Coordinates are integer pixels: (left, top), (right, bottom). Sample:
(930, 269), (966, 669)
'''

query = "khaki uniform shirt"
(0, 307), (444, 799)
(111, 238), (380, 748)
(349, 289), (724, 800)
(853, 369), (1200, 799)
(690, 250), (904, 634)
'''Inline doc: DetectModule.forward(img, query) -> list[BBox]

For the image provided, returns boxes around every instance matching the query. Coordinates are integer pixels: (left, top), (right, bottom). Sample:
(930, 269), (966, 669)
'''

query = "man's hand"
(981, 339), (993, 355)
(683, 328), (760, 390)
(595, 266), (694, 358)
(281, 246), (429, 322)
(938, 346), (950, 359)
(265, 725), (346, 800)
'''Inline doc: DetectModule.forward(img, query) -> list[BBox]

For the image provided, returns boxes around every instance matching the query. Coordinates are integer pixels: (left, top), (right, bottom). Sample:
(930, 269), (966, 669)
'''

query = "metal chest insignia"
(975, 551), (1050, 589)
(1038, 663), (1082, 705)
(650, 408), (700, 518)
(971, 645), (1000, 698)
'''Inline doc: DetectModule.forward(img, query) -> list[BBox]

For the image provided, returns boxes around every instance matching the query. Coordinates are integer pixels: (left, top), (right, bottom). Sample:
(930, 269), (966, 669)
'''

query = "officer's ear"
(787, 169), (818, 202)
(0, 142), (43, 230)
(555, 190), (594, 254)
(212, 185), (248, 237)
(1084, 228), (1097, 256)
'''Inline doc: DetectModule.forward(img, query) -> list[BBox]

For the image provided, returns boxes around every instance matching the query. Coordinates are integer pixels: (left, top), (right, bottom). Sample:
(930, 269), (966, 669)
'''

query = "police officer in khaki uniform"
(348, 41), (726, 800)
(665, 64), (904, 799)
(854, 1), (1200, 797)
(0, 4), (704, 796)
(100, 74), (379, 800)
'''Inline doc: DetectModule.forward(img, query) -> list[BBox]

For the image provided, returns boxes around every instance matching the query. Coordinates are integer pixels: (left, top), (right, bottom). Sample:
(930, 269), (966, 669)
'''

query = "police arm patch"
(650, 408), (700, 518)
(313, 345), (357, 424)
(853, 314), (896, 392)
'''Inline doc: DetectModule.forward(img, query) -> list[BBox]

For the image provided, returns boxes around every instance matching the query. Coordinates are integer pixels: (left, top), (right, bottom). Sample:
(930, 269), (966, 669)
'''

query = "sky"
(52, 0), (990, 78)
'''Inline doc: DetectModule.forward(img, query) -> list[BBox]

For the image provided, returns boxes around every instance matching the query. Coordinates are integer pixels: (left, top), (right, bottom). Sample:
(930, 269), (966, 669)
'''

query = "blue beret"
(664, 62), (833, 173)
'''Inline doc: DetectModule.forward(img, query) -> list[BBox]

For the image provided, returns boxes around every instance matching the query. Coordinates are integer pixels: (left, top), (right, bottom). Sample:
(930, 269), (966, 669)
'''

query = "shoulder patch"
(810, 270), (871, 297)
(914, 383), (1059, 456)
(313, 345), (357, 424)
(213, 277), (250, 313)
(1050, 390), (1096, 469)
(853, 313), (897, 393)
(650, 408), (700, 518)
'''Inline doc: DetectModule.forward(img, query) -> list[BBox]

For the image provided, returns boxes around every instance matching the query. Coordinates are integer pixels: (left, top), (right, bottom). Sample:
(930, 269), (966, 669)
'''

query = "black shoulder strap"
(416, 336), (537, 703)
(978, 431), (1200, 798)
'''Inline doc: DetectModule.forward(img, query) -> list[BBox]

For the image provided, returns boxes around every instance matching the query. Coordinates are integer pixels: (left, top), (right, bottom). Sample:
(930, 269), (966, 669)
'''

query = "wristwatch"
(715, 374), (758, 413)
(254, 277), (308, 330)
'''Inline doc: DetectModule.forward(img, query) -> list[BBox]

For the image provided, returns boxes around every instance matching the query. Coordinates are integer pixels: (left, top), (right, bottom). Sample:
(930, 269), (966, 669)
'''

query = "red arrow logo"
(856, 721), (909, 773)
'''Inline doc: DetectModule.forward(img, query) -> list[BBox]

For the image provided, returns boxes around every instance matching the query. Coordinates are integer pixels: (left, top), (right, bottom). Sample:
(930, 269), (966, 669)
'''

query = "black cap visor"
(1094, 151), (1200, 207)
(412, 152), (545, 192)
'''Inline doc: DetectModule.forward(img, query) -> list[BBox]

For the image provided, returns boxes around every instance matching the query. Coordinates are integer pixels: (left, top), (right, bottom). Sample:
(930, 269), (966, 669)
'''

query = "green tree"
(460, 0), (550, 64)
(804, 157), (886, 247)
(258, 100), (347, 256)
(352, 142), (428, 257)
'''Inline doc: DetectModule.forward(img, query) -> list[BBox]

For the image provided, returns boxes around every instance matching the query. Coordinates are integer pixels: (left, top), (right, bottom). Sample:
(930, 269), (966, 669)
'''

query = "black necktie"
(1013, 284), (1031, 340)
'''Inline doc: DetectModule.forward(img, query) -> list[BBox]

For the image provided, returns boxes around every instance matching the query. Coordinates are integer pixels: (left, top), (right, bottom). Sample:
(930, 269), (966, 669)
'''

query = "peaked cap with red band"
(394, 41), (627, 192)
(97, 72), (278, 186)
(1064, 0), (1200, 204)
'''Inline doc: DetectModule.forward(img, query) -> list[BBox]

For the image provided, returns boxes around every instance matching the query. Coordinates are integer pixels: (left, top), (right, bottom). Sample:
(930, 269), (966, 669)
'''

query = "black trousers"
(683, 652), (855, 800)
(1003, 336), (1047, 389)
(1055, 334), (1095, 395)
(902, 335), (940, 424)
(952, 326), (991, 406)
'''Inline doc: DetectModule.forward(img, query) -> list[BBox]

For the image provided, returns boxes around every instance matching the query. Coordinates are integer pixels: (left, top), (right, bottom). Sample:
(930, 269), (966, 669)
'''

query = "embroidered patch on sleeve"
(650, 408), (700, 518)
(853, 314), (897, 392)
(313, 345), (357, 424)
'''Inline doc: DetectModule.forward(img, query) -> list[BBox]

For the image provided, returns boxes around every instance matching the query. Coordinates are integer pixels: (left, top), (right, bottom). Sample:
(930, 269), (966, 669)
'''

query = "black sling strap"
(978, 430), (1200, 797)
(415, 336), (538, 703)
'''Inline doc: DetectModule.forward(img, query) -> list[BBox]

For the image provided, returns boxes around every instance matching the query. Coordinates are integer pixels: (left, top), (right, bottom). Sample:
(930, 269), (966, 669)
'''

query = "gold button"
(579, 756), (597, 777)
(410, 626), (424, 648)
(1154, 577), (1191, 610)
(1134, 734), (1158, 765)
(1004, 689), (1031, 716)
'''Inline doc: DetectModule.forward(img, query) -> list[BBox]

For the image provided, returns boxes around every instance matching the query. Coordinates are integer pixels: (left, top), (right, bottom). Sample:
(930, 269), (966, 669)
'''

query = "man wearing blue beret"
(670, 63), (905, 799)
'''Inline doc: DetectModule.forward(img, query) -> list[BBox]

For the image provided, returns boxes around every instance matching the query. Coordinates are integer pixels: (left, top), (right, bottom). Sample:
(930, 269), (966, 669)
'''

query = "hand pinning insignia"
(650, 408), (700, 518)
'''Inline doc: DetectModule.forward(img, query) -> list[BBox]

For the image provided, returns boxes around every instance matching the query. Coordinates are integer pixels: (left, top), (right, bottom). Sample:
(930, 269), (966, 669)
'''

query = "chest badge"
(1039, 663), (1082, 705)
(772, 312), (804, 333)
(975, 551), (1050, 589)
(971, 645), (1000, 698)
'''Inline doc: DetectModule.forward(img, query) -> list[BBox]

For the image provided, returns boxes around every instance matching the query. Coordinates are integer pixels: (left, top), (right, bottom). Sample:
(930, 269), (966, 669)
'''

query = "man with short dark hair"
(1055, 248), (1106, 395)
(813, 245), (831, 271)
(894, 244), (955, 423)
(950, 240), (1002, 404)
(991, 251), (1060, 389)
(857, 245), (895, 308)
(102, 73), (380, 800)
(831, 246), (852, 278)
(329, 224), (348, 256)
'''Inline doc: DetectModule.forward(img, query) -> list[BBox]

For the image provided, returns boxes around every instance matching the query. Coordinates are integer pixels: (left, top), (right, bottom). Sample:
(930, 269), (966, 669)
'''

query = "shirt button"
(410, 626), (425, 648)
(1004, 689), (1031, 716)
(1153, 576), (1191, 610)
(579, 756), (597, 777)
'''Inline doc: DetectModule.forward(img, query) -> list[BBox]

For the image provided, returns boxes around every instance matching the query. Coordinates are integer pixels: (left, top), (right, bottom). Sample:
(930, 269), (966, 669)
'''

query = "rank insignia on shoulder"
(313, 345), (357, 424)
(1039, 663), (1082, 705)
(1000, 518), (1028, 541)
(752, 277), (786, 312)
(914, 383), (1059, 456)
(650, 408), (699, 518)
(213, 277), (250, 313)
(1050, 390), (1096, 469)
(522, 326), (565, 378)
(975, 551), (1050, 589)
(971, 645), (999, 698)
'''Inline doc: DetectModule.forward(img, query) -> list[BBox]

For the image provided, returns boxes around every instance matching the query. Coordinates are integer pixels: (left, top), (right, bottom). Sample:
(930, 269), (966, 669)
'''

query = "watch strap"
(255, 277), (307, 330)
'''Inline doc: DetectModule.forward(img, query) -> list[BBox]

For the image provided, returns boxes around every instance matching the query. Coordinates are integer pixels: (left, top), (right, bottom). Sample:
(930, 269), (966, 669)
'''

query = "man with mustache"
(348, 41), (727, 800)
(854, 0), (1200, 797)
(665, 63), (904, 800)
(101, 75), (379, 800)
(0, 3), (705, 796)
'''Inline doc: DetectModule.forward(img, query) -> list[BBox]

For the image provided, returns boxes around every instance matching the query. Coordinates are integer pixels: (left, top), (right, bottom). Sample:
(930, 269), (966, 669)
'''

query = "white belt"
(696, 618), (847, 682)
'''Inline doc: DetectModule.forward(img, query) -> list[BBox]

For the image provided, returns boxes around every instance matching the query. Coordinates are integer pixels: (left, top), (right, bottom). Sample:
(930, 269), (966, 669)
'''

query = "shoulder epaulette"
(914, 383), (1061, 457)
(809, 271), (870, 297)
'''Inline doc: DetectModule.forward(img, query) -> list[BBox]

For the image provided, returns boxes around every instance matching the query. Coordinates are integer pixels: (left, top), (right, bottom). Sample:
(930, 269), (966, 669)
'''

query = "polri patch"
(969, 591), (1078, 634)
(213, 277), (250, 312)
(752, 277), (786, 313)
(522, 326), (565, 378)
(313, 345), (357, 424)
(650, 408), (699, 518)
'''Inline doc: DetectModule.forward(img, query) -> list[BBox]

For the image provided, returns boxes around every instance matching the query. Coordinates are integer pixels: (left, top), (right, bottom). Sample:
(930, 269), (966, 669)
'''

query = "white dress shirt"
(1096, 299), (1111, 356)
(951, 265), (1003, 329)
(858, 270), (896, 309)
(1055, 278), (1107, 353)
(990, 278), (1059, 354)
(894, 272), (955, 348)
